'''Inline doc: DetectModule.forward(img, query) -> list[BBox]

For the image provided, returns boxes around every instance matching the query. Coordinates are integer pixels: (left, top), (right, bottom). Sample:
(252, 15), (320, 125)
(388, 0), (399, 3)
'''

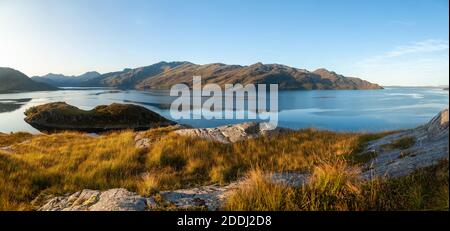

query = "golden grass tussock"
(0, 132), (33, 147)
(222, 169), (298, 211)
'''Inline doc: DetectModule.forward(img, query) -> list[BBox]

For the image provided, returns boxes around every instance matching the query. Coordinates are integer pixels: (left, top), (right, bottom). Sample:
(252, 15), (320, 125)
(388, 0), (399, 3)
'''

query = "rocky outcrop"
(361, 108), (449, 179)
(174, 122), (289, 144)
(134, 124), (187, 149)
(158, 182), (244, 211)
(24, 102), (175, 133)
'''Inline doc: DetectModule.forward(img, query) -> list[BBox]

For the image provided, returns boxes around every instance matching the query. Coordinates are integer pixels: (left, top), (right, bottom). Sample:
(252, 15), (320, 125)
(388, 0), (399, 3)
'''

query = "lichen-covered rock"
(134, 134), (151, 149)
(425, 108), (449, 139)
(38, 188), (154, 211)
(134, 125), (187, 149)
(159, 182), (242, 211)
(174, 122), (289, 144)
(89, 189), (148, 211)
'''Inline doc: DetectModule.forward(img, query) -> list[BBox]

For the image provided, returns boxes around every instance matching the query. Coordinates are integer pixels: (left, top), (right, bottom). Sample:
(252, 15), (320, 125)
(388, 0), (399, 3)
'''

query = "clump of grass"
(348, 150), (379, 165)
(352, 132), (393, 154)
(361, 159), (449, 211)
(398, 150), (417, 159)
(297, 160), (363, 211)
(0, 132), (33, 147)
(138, 174), (161, 196)
(224, 161), (364, 211)
(223, 169), (298, 211)
(382, 136), (416, 150)
(345, 132), (391, 165)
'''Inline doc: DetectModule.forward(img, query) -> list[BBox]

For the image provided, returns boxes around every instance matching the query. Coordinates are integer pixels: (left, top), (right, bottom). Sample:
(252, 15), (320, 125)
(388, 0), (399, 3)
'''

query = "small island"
(24, 102), (175, 133)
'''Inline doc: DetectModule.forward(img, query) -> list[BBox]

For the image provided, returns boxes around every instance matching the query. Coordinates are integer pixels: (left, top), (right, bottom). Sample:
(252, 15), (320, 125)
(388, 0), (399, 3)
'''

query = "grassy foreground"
(0, 127), (448, 211)
(224, 160), (448, 211)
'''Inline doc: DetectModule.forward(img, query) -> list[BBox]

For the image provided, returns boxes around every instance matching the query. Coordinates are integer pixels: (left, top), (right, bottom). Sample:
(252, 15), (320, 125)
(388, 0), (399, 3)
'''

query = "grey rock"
(89, 188), (147, 211)
(0, 146), (13, 154)
(38, 188), (150, 211)
(134, 124), (188, 149)
(361, 108), (449, 179)
(146, 197), (157, 209)
(134, 133), (151, 149)
(159, 182), (243, 211)
(174, 122), (289, 144)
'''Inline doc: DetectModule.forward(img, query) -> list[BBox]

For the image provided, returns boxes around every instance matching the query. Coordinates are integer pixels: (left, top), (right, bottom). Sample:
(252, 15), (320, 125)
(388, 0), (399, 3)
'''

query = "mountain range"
(31, 71), (101, 87)
(3, 62), (383, 92)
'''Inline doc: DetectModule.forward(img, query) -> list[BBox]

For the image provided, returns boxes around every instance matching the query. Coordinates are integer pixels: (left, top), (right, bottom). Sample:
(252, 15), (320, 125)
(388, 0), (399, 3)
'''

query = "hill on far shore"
(0, 67), (58, 93)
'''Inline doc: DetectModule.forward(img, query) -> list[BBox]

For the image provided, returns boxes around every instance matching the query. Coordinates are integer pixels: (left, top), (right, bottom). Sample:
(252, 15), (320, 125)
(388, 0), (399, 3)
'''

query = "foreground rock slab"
(37, 188), (155, 211)
(361, 108), (449, 179)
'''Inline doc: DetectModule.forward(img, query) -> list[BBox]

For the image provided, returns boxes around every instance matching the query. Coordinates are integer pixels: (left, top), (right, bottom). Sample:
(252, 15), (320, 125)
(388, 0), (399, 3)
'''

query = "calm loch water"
(0, 87), (448, 133)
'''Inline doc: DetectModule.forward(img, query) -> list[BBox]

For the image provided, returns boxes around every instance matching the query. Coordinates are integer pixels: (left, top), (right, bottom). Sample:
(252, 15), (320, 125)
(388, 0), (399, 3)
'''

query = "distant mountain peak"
(78, 71), (101, 79)
(313, 68), (335, 74)
(82, 71), (101, 75)
(42, 73), (67, 78)
(313, 68), (342, 80)
(251, 62), (264, 67)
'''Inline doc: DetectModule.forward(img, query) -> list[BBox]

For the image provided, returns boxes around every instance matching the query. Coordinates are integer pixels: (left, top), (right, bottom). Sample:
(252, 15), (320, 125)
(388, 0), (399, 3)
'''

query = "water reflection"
(0, 98), (32, 113)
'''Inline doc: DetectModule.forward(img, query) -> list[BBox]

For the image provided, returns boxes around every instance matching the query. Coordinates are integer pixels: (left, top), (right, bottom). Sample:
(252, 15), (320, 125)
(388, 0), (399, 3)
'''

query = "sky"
(0, 0), (448, 86)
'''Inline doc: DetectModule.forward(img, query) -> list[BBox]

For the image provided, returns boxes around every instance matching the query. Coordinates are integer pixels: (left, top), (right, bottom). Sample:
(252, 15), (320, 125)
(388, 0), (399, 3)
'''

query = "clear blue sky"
(0, 0), (448, 86)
